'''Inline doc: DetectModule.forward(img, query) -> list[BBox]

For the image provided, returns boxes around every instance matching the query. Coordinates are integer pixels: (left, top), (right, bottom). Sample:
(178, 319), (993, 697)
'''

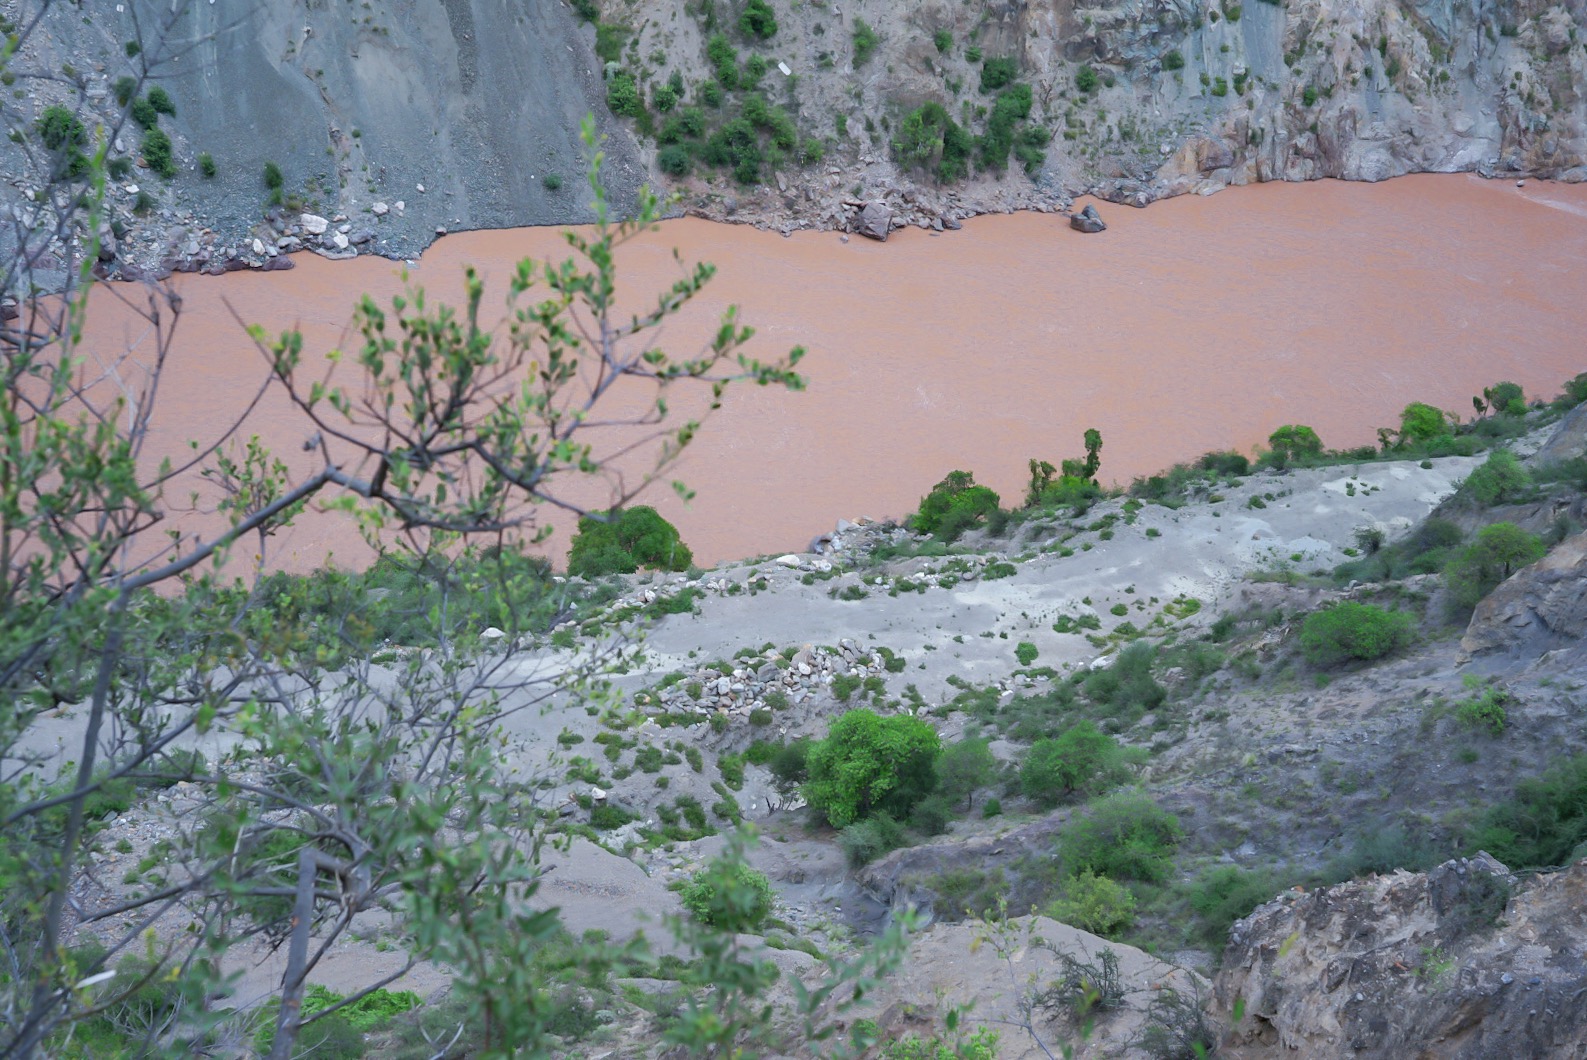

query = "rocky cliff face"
(602, 0), (1587, 228)
(2, 0), (1584, 272)
(0, 0), (646, 278)
(1214, 854), (1587, 1058)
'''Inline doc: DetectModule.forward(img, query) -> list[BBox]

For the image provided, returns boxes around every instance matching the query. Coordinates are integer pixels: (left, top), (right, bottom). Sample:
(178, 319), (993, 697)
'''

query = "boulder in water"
(855, 201), (892, 241)
(1070, 204), (1106, 233)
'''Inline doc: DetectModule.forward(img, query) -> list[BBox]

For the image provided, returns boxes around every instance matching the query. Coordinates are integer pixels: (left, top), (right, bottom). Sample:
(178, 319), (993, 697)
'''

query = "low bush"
(1081, 641), (1166, 722)
(1187, 865), (1280, 949)
(937, 737), (996, 810)
(567, 506), (692, 577)
(1058, 791), (1181, 883)
(141, 127), (176, 178)
(738, 0), (778, 39)
(852, 19), (878, 66)
(838, 812), (908, 866)
(1467, 754), (1587, 870)
(1045, 869), (1136, 936)
(679, 858), (775, 931)
(1298, 602), (1415, 667)
(146, 85), (175, 116)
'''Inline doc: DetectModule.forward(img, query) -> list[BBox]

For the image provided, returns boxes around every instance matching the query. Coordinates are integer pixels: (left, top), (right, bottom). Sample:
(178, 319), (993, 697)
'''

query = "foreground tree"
(1, 72), (820, 1054)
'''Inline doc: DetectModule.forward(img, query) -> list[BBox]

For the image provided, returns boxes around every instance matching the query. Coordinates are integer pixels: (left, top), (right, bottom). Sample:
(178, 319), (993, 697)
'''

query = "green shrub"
(980, 56), (1018, 92)
(852, 19), (878, 66)
(707, 32), (740, 86)
(606, 70), (643, 117)
(1081, 641), (1166, 721)
(838, 812), (908, 866)
(1455, 683), (1510, 736)
(892, 102), (974, 182)
(1015, 641), (1039, 667)
(1187, 865), (1279, 948)
(146, 85), (175, 116)
(680, 858), (775, 931)
(34, 104), (91, 178)
(934, 29), (953, 53)
(1457, 449), (1531, 507)
(141, 127), (176, 178)
(35, 104), (86, 151)
(912, 470), (1001, 541)
(1163, 50), (1185, 71)
(195, 151), (216, 178)
(653, 82), (679, 113)
(1046, 869), (1137, 936)
(1020, 721), (1128, 808)
(738, 0), (778, 39)
(544, 173), (563, 191)
(113, 75), (137, 106)
(657, 143), (692, 176)
(804, 709), (939, 827)
(130, 95), (159, 130)
(1059, 790), (1182, 883)
(1298, 602), (1415, 667)
(1468, 754), (1587, 870)
(595, 22), (628, 63)
(263, 161), (284, 189)
(1443, 522), (1545, 610)
(1075, 64), (1099, 92)
(1480, 381), (1524, 414)
(567, 506), (692, 577)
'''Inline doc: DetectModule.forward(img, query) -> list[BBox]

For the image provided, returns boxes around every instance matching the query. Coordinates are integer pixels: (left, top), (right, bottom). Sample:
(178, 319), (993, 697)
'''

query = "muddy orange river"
(81, 173), (1587, 571)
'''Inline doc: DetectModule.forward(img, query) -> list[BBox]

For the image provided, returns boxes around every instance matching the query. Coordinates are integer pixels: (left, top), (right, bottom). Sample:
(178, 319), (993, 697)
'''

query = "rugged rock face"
(1215, 854), (1587, 1058)
(0, 0), (646, 277)
(1460, 530), (1587, 665)
(6, 0), (1584, 273)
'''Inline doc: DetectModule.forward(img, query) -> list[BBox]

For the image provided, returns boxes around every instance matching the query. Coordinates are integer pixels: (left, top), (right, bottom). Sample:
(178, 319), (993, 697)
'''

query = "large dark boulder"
(855, 202), (892, 241)
(1070, 203), (1106, 233)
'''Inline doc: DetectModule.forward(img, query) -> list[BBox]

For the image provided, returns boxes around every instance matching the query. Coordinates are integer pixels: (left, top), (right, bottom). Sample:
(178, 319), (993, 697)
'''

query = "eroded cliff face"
(0, 0), (645, 279)
(604, 0), (1587, 227)
(1, 0), (1583, 276)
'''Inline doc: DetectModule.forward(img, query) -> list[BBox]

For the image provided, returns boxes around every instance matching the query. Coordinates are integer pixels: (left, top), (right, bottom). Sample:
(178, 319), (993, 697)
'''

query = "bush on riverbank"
(1299, 602), (1416, 667)
(568, 506), (694, 577)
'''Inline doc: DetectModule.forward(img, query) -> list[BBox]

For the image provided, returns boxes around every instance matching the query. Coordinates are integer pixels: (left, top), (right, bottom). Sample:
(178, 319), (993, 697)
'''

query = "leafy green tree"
(1397, 401), (1451, 445)
(1458, 449), (1532, 506)
(805, 709), (940, 827)
(913, 470), (1001, 541)
(1444, 521), (1546, 609)
(1268, 424), (1323, 462)
(1298, 602), (1416, 666)
(938, 737), (996, 810)
(567, 505), (694, 576)
(1480, 380), (1524, 415)
(1020, 721), (1128, 807)
(0, 107), (806, 1059)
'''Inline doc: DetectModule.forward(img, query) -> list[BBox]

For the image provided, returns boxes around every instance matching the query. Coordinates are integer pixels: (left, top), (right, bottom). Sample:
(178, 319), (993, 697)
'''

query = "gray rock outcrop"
(1216, 854), (1587, 1058)
(1461, 531), (1587, 663)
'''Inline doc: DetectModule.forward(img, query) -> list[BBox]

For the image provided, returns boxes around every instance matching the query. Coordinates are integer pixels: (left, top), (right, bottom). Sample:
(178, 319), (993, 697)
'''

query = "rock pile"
(637, 641), (893, 720)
